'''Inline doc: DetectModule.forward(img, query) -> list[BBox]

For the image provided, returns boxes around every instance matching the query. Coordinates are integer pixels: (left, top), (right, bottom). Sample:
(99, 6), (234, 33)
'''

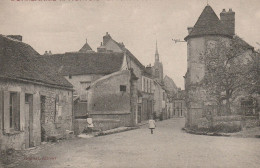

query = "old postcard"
(0, 0), (259, 167)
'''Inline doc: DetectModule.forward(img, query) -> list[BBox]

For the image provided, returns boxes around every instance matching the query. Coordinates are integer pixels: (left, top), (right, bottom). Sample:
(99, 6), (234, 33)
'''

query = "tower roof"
(155, 40), (159, 55)
(155, 40), (159, 62)
(184, 5), (232, 41)
(79, 38), (92, 52)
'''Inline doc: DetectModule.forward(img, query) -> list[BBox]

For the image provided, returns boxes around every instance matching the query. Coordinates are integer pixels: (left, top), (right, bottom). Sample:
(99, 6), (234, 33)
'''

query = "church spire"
(155, 40), (159, 62)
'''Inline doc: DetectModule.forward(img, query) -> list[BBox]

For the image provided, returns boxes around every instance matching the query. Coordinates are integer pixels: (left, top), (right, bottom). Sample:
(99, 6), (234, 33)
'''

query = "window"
(146, 79), (148, 93)
(143, 78), (146, 92)
(9, 92), (20, 131)
(40, 96), (46, 124)
(120, 85), (126, 92)
(241, 98), (257, 116)
(155, 69), (159, 77)
(147, 79), (150, 93)
(142, 77), (145, 91)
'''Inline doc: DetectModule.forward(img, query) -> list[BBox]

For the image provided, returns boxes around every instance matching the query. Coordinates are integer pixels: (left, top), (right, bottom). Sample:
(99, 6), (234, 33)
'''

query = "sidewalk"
(183, 126), (260, 138)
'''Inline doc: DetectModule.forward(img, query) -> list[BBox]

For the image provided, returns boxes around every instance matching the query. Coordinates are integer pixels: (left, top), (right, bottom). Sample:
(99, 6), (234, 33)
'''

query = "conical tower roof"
(184, 5), (232, 41)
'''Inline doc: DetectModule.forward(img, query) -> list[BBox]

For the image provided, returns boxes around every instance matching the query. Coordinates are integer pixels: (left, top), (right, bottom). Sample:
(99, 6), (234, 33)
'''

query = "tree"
(201, 37), (255, 115)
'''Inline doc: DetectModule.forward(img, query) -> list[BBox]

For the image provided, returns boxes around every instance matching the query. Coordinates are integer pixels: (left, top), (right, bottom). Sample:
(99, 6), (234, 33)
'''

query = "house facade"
(98, 32), (154, 123)
(0, 35), (73, 150)
(39, 52), (126, 117)
(87, 69), (138, 129)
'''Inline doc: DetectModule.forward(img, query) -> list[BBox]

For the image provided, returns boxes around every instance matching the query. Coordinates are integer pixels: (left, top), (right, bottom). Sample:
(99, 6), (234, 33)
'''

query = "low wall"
(196, 115), (243, 133)
(194, 115), (260, 133)
(244, 116), (260, 128)
(74, 111), (132, 135)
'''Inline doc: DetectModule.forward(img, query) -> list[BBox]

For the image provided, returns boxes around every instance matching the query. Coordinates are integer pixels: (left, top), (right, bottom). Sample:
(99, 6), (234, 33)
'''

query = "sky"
(1, 0), (260, 89)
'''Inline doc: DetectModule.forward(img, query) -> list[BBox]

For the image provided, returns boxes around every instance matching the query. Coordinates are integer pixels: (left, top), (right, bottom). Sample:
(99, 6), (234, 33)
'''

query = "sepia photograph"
(0, 0), (259, 167)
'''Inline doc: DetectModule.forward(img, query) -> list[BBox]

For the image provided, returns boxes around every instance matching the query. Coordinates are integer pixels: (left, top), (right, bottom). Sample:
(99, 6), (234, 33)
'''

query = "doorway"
(25, 94), (33, 148)
(40, 95), (46, 142)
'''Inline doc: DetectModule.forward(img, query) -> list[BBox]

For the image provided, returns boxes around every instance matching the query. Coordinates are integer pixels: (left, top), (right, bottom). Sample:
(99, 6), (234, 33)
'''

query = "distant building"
(172, 89), (186, 118)
(78, 38), (94, 53)
(152, 41), (164, 84)
(0, 35), (73, 150)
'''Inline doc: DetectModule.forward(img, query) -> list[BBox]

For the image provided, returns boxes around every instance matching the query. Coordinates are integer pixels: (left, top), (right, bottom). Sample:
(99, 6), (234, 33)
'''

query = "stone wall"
(185, 36), (232, 128)
(88, 70), (131, 112)
(87, 70), (134, 128)
(0, 80), (73, 150)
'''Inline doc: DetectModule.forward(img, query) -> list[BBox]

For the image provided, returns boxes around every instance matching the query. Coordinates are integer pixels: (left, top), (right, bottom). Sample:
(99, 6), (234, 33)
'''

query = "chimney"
(103, 32), (111, 45)
(44, 51), (48, 55)
(220, 8), (235, 35)
(97, 42), (107, 53)
(49, 50), (52, 55)
(187, 27), (193, 35)
(7, 35), (22, 41)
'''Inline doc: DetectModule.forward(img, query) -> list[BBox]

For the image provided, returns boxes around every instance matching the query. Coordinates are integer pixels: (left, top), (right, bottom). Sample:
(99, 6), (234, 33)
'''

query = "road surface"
(7, 118), (260, 168)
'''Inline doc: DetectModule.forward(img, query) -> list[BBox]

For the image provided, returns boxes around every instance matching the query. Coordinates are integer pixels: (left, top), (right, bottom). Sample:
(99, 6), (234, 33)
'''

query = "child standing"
(148, 117), (156, 134)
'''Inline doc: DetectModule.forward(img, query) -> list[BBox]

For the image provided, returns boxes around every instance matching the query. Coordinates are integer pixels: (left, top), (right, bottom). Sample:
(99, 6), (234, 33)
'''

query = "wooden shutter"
(3, 91), (10, 133)
(0, 90), (3, 131)
(20, 92), (25, 131)
(14, 92), (20, 131)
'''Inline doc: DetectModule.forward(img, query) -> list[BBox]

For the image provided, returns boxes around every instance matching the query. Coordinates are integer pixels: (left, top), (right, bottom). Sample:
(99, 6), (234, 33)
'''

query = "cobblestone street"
(4, 118), (260, 168)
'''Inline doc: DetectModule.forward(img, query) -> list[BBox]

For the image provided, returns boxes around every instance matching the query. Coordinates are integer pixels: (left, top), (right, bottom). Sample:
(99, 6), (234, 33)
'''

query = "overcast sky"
(1, 0), (260, 89)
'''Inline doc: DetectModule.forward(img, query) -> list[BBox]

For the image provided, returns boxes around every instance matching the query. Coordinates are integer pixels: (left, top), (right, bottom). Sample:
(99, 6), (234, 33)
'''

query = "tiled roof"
(105, 37), (146, 71)
(233, 35), (254, 50)
(39, 52), (124, 76)
(185, 5), (232, 41)
(79, 40), (92, 52)
(0, 35), (72, 88)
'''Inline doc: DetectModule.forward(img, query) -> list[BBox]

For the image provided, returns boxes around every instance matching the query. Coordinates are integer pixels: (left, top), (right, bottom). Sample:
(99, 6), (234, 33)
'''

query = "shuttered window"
(9, 92), (20, 131)
(2, 91), (21, 133)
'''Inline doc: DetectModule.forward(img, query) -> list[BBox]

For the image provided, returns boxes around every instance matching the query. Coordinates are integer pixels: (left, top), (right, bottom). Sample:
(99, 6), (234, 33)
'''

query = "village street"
(6, 118), (260, 168)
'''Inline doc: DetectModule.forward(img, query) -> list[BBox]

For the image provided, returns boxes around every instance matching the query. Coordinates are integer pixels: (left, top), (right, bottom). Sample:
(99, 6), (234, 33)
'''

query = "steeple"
(155, 40), (159, 62)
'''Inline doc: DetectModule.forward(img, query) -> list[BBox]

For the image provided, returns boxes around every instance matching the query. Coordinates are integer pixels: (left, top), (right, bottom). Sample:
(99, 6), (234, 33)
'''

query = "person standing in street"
(148, 117), (156, 134)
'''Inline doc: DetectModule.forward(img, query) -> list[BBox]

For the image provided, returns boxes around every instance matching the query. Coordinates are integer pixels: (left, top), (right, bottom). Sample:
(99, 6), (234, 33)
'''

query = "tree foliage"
(201, 38), (256, 115)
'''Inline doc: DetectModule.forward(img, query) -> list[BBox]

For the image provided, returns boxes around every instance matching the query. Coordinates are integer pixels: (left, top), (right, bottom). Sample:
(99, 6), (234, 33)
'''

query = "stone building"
(0, 35), (73, 150)
(98, 32), (154, 123)
(153, 81), (166, 120)
(184, 5), (259, 130)
(39, 49), (139, 132)
(172, 89), (186, 118)
(152, 41), (164, 84)
(87, 69), (138, 129)
(39, 51), (128, 130)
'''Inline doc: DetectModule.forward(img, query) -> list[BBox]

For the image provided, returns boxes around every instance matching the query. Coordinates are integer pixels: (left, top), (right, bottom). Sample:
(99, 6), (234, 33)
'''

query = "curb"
(182, 128), (231, 137)
(95, 127), (138, 137)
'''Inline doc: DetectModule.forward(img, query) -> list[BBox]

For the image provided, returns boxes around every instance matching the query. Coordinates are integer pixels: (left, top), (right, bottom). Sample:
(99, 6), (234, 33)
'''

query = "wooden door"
(25, 94), (33, 148)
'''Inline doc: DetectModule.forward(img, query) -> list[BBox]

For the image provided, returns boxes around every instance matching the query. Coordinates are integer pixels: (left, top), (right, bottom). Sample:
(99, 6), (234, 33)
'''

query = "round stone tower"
(184, 5), (233, 128)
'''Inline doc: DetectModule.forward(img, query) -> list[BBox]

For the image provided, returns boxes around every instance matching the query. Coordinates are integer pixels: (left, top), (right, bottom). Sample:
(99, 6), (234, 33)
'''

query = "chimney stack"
(187, 27), (193, 35)
(103, 32), (111, 45)
(220, 8), (235, 35)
